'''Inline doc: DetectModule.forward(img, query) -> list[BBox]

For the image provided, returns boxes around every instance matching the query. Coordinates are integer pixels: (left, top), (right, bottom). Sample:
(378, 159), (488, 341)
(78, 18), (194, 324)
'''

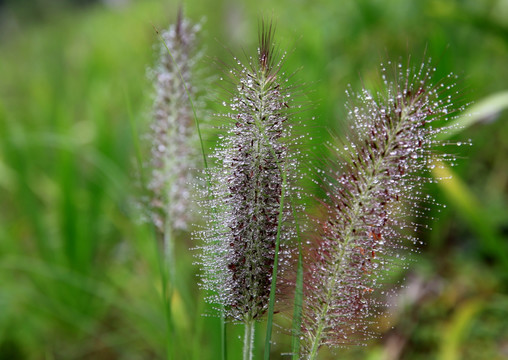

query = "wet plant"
(146, 10), (201, 239)
(299, 60), (462, 359)
(195, 23), (302, 360)
(145, 14), (465, 360)
(142, 10), (202, 359)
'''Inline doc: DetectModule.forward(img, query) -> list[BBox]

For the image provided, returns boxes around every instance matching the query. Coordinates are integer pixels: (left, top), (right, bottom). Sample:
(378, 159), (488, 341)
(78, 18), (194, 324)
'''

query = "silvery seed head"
(301, 60), (462, 356)
(146, 10), (201, 232)
(196, 24), (301, 323)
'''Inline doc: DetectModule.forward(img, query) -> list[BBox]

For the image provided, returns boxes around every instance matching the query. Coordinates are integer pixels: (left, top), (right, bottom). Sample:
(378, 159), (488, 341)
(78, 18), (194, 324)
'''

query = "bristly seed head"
(196, 23), (302, 323)
(301, 59), (463, 356)
(145, 12), (201, 232)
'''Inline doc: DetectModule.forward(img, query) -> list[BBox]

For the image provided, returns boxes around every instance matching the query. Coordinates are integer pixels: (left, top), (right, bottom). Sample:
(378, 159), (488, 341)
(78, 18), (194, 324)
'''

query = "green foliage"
(0, 0), (507, 359)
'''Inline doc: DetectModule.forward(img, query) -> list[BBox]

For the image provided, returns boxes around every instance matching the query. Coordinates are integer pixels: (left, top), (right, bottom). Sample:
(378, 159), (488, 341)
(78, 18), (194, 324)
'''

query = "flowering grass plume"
(146, 10), (201, 233)
(301, 60), (461, 359)
(196, 22), (302, 358)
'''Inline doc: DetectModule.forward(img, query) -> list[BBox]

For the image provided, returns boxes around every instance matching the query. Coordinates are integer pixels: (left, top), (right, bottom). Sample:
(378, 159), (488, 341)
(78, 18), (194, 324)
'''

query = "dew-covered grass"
(1, 0), (508, 359)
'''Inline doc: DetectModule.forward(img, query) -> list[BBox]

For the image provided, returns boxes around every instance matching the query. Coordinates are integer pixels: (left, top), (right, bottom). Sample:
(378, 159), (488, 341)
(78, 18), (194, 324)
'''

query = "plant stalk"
(243, 320), (255, 360)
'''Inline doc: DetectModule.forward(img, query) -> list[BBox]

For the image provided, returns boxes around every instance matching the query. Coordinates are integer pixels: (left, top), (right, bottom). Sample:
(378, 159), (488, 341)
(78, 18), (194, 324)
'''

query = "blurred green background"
(0, 0), (507, 359)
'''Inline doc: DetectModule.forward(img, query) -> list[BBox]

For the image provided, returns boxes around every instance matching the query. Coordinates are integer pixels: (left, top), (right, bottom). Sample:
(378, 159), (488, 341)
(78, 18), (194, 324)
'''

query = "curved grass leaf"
(437, 91), (508, 141)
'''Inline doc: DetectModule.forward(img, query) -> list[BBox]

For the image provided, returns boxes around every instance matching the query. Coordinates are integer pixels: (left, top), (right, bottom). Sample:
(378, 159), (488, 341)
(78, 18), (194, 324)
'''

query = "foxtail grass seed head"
(196, 24), (302, 323)
(301, 60), (464, 357)
(146, 11), (201, 232)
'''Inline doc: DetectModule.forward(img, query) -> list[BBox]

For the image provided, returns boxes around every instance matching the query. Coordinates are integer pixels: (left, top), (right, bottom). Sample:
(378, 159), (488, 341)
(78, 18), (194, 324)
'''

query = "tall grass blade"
(291, 202), (304, 360)
(264, 174), (286, 360)
(124, 88), (145, 185)
(155, 26), (208, 171)
(436, 91), (508, 140)
(222, 312), (227, 360)
(432, 159), (508, 267)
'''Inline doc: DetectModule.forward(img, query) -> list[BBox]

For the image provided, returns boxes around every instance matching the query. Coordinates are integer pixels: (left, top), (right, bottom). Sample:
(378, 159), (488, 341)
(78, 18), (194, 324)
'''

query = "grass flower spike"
(301, 60), (461, 358)
(137, 10), (203, 359)
(147, 11), (201, 234)
(197, 23), (301, 359)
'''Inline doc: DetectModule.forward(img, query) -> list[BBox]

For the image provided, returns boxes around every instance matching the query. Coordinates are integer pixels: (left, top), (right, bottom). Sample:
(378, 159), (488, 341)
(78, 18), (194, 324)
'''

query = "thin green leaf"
(438, 299), (483, 360)
(432, 159), (508, 267)
(155, 25), (208, 170)
(221, 311), (227, 360)
(125, 87), (146, 186)
(437, 91), (508, 140)
(291, 202), (304, 359)
(264, 172), (286, 360)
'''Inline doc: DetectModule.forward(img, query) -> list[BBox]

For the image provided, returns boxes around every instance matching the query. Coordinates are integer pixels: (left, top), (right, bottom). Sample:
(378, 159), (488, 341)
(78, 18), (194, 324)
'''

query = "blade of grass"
(257, 107), (294, 358)
(125, 88), (146, 186)
(436, 91), (508, 141)
(291, 201), (304, 360)
(264, 170), (286, 360)
(1, 132), (52, 260)
(438, 299), (482, 360)
(257, 84), (299, 356)
(432, 159), (508, 267)
(256, 77), (303, 358)
(222, 312), (227, 360)
(153, 24), (208, 171)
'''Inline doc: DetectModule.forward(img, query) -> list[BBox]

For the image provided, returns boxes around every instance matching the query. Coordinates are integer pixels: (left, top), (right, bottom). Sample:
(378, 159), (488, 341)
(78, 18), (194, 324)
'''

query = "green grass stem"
(243, 320), (255, 360)
(263, 154), (286, 360)
(291, 202), (304, 360)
